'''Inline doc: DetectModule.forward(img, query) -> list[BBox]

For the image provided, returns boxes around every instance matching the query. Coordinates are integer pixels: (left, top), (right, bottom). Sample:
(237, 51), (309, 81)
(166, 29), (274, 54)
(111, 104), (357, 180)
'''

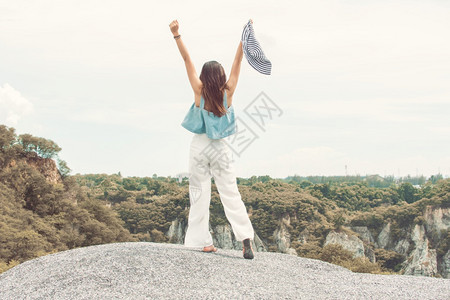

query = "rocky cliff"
(166, 206), (450, 278)
(322, 206), (450, 278)
(167, 215), (299, 253)
(25, 153), (62, 184)
(166, 219), (267, 252)
(8, 152), (62, 184)
(166, 212), (301, 256)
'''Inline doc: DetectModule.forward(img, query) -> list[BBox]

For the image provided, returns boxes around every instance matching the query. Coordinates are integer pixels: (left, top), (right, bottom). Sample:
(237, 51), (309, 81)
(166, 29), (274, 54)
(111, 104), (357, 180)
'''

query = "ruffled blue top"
(181, 91), (236, 139)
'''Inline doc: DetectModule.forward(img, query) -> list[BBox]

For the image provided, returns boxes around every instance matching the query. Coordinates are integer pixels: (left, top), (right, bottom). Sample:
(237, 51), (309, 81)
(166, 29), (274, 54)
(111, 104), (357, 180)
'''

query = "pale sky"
(1, 0), (449, 178)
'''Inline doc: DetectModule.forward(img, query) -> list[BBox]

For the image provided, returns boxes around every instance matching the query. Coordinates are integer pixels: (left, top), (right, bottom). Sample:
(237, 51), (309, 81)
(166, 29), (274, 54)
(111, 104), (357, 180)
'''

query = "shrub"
(150, 229), (166, 243)
(320, 244), (383, 274)
(320, 244), (353, 264)
(0, 259), (20, 274)
(374, 248), (405, 272)
(292, 241), (322, 260)
(343, 257), (382, 274)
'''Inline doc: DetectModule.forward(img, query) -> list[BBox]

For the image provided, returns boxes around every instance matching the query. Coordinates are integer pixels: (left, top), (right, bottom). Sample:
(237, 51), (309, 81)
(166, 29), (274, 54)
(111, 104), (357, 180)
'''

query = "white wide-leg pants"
(184, 133), (255, 248)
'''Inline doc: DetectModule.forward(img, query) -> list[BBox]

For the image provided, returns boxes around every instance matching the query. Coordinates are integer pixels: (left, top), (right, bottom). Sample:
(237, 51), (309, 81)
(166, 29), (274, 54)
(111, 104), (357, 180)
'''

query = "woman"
(169, 19), (255, 259)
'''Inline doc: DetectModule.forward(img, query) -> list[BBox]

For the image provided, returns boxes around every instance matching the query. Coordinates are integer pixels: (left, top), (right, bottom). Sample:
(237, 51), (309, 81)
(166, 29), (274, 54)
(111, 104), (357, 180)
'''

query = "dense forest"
(1, 125), (449, 276)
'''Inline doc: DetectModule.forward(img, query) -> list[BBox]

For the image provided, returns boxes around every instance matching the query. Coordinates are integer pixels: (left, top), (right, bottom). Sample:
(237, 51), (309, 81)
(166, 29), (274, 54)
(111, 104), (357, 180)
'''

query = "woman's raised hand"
(169, 20), (179, 36)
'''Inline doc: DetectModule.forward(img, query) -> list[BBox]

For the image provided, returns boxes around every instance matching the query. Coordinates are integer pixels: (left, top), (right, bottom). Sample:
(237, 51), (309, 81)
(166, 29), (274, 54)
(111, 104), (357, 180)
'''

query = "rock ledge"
(0, 242), (448, 299)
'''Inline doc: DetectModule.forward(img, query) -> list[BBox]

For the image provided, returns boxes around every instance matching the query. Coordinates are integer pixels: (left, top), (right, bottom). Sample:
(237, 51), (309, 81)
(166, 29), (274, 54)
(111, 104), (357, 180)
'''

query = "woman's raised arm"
(169, 20), (202, 95)
(226, 40), (243, 97)
(227, 20), (252, 96)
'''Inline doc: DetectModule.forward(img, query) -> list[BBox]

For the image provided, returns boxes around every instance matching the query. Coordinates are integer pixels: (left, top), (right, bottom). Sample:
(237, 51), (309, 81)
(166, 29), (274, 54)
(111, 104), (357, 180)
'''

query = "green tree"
(0, 125), (16, 150)
(429, 174), (444, 184)
(18, 134), (61, 159)
(397, 182), (418, 203)
(57, 158), (71, 177)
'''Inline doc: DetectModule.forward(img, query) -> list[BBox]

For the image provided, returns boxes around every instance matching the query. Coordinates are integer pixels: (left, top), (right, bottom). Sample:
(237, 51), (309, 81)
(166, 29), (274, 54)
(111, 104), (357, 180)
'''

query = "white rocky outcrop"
(373, 206), (449, 277)
(324, 231), (365, 258)
(377, 223), (391, 249)
(273, 214), (297, 255)
(394, 238), (410, 255)
(351, 226), (375, 244)
(166, 219), (267, 252)
(166, 219), (185, 244)
(442, 250), (450, 278)
(212, 224), (237, 249)
(403, 224), (438, 277)
(424, 207), (450, 238)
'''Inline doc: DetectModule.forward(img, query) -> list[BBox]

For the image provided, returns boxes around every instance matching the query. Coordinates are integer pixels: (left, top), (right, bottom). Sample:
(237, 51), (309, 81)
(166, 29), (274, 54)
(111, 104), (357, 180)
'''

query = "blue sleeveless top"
(181, 91), (236, 139)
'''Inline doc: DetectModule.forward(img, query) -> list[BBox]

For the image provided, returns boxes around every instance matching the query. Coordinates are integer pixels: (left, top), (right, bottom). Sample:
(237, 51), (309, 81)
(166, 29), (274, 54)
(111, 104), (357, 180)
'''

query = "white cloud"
(0, 83), (33, 126)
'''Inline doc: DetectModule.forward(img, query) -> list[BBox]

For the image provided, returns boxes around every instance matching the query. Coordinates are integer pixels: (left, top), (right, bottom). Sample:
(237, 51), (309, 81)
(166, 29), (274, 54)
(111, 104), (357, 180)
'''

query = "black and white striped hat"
(241, 20), (272, 75)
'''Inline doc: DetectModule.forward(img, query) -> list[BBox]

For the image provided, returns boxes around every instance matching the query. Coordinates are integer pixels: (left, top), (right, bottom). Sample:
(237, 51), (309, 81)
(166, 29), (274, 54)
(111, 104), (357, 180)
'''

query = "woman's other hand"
(169, 20), (180, 36)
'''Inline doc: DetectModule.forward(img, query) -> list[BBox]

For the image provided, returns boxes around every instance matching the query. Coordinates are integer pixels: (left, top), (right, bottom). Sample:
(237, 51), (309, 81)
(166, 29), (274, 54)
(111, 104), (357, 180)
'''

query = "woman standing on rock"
(169, 19), (255, 259)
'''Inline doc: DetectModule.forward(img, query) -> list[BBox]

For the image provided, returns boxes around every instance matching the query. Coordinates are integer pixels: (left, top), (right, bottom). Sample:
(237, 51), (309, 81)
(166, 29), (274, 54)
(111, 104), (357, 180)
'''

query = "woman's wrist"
(173, 32), (180, 37)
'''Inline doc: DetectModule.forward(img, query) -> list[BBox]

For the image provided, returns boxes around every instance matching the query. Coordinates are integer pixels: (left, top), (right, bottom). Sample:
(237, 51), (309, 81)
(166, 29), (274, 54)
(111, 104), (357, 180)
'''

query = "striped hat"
(241, 20), (272, 75)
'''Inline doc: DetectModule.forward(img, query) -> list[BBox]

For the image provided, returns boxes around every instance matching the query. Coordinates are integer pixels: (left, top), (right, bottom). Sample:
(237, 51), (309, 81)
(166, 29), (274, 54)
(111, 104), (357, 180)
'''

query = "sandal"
(242, 238), (254, 259)
(202, 245), (218, 253)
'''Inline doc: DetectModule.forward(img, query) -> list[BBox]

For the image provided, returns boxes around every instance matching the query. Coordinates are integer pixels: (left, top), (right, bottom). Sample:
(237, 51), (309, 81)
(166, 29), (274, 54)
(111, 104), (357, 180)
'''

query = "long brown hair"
(199, 61), (229, 117)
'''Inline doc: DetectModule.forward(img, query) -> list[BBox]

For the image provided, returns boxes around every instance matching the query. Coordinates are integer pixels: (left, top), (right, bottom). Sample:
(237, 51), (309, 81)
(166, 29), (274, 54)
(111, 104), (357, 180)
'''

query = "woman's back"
(202, 90), (229, 111)
(197, 88), (233, 111)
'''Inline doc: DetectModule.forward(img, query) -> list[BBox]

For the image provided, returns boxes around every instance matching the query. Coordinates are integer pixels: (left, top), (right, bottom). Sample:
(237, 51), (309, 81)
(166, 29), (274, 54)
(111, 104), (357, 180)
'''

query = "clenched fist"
(169, 20), (179, 36)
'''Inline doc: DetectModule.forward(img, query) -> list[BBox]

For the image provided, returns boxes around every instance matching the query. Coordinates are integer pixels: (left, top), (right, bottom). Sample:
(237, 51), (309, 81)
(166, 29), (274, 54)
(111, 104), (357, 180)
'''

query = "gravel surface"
(0, 242), (448, 300)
